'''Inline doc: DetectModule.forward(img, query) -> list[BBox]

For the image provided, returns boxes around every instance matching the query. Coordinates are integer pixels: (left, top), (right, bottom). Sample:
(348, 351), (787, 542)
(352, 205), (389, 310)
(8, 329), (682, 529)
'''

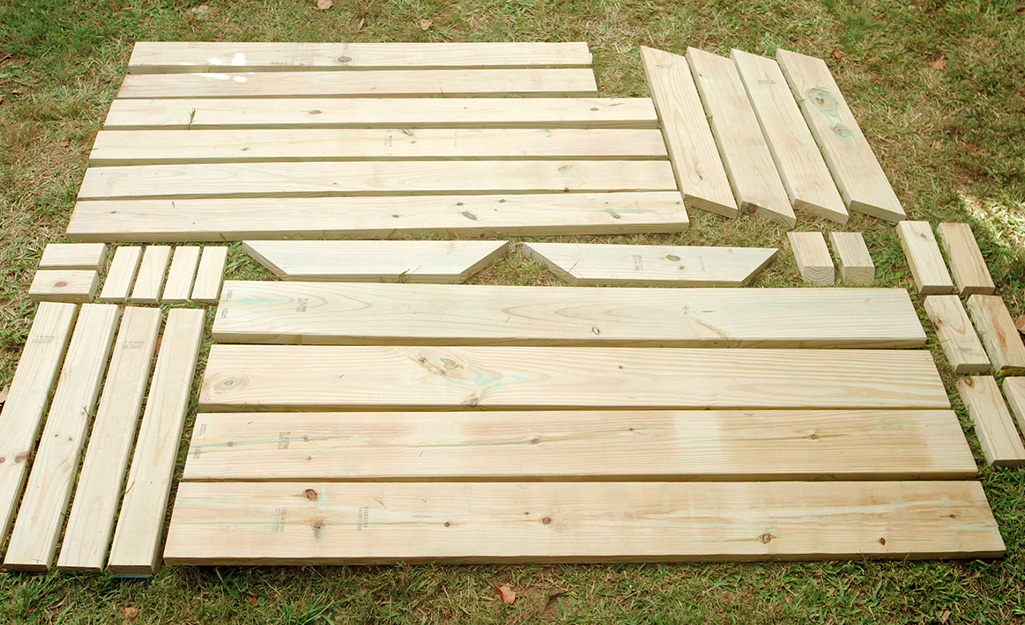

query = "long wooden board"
(211, 282), (926, 348)
(28, 269), (98, 303)
(966, 294), (1025, 375)
(163, 480), (1003, 564)
(38, 243), (106, 270)
(936, 222), (996, 295)
(191, 246), (228, 304)
(199, 345), (948, 412)
(923, 295), (990, 375)
(957, 376), (1025, 467)
(98, 246), (142, 303)
(896, 221), (957, 296)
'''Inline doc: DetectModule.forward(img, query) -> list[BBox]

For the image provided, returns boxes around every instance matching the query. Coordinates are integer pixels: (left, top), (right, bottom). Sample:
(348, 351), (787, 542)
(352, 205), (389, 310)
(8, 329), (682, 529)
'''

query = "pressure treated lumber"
(936, 222), (996, 295)
(211, 281), (926, 348)
(924, 296), (990, 375)
(957, 376), (1025, 467)
(829, 232), (874, 285)
(38, 243), (106, 270)
(99, 246), (142, 303)
(896, 221), (956, 296)
(243, 240), (509, 283)
(3, 304), (120, 571)
(29, 270), (98, 303)
(639, 47), (738, 218)
(966, 294), (1025, 375)
(0, 303), (77, 549)
(776, 48), (905, 222)
(1002, 378), (1025, 434)
(731, 49), (847, 223)
(199, 345), (948, 411)
(788, 232), (834, 285)
(687, 48), (795, 228)
(520, 242), (777, 286)
(184, 409), (976, 482)
(57, 308), (161, 572)
(107, 309), (205, 576)
(161, 246), (200, 303)
(163, 480), (1003, 564)
(191, 246), (228, 304)
(129, 245), (171, 304)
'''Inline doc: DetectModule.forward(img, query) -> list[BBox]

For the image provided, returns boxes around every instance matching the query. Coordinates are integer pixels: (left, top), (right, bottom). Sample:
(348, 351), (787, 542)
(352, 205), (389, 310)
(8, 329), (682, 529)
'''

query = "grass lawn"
(2, 0), (1025, 622)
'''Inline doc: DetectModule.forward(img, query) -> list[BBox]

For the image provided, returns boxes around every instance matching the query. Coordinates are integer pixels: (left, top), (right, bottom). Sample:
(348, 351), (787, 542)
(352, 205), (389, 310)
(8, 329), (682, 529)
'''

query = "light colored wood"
(787, 232), (834, 285)
(957, 376), (1025, 467)
(520, 242), (777, 286)
(89, 128), (668, 165)
(731, 49), (847, 223)
(191, 247), (228, 304)
(99, 246), (142, 303)
(1002, 378), (1025, 435)
(966, 294), (1025, 375)
(129, 246), (171, 304)
(163, 480), (1003, 564)
(687, 48), (795, 228)
(776, 48), (905, 222)
(38, 243), (106, 270)
(243, 240), (509, 283)
(639, 47), (738, 218)
(0, 303), (78, 549)
(107, 309), (205, 576)
(57, 308), (161, 572)
(29, 270), (98, 303)
(117, 69), (599, 99)
(829, 232), (874, 285)
(160, 246), (201, 303)
(184, 409), (976, 482)
(924, 296), (990, 375)
(896, 221), (956, 296)
(67, 193), (690, 242)
(212, 281), (926, 348)
(3, 304), (120, 571)
(199, 345), (948, 412)
(936, 223), (996, 295)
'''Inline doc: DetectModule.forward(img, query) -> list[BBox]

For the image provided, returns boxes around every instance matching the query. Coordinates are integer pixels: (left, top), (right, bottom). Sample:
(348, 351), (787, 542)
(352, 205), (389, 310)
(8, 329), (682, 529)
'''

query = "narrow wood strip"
(107, 309), (205, 576)
(29, 270), (98, 303)
(161, 246), (201, 303)
(99, 247), (142, 303)
(39, 243), (106, 270)
(1002, 378), (1025, 435)
(788, 232), (833, 285)
(923, 296), (990, 375)
(936, 223), (996, 295)
(896, 221), (956, 296)
(966, 294), (1025, 375)
(191, 247), (228, 304)
(129, 246), (171, 304)
(829, 232), (874, 285)
(957, 376), (1025, 467)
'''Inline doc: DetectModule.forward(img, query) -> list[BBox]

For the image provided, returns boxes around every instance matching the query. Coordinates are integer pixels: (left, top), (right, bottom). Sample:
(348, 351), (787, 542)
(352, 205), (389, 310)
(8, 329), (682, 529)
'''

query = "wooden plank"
(639, 47), (738, 218)
(66, 193), (690, 242)
(29, 270), (98, 303)
(163, 480), (1003, 564)
(184, 409), (976, 482)
(776, 48), (905, 222)
(896, 221), (956, 296)
(107, 309), (205, 576)
(923, 296), (990, 375)
(56, 308), (161, 572)
(129, 246), (171, 304)
(520, 242), (777, 286)
(160, 246), (200, 304)
(199, 345), (948, 412)
(2, 304), (120, 571)
(38, 243), (106, 270)
(957, 376), (1025, 467)
(128, 42), (593, 73)
(99, 246), (142, 303)
(212, 282), (926, 348)
(89, 128), (669, 165)
(966, 294), (1025, 375)
(191, 247), (228, 304)
(0, 303), (78, 549)
(687, 48), (795, 228)
(116, 69), (599, 99)
(828, 232), (874, 285)
(936, 222), (996, 295)
(731, 49), (847, 223)
(243, 240), (509, 283)
(787, 232), (833, 285)
(1002, 377), (1025, 435)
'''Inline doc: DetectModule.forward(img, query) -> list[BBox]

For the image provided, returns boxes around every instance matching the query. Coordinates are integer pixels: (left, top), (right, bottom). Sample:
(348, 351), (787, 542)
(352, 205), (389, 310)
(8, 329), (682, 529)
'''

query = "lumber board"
(38, 243), (106, 270)
(923, 296), (990, 375)
(184, 409), (976, 482)
(520, 242), (777, 286)
(731, 49), (847, 223)
(776, 48), (905, 222)
(687, 48), (795, 228)
(163, 480), (1003, 564)
(639, 47), (738, 218)
(936, 222), (996, 295)
(896, 221), (956, 296)
(211, 281), (926, 348)
(1002, 377), (1025, 435)
(28, 269), (98, 303)
(829, 232), (874, 285)
(244, 240), (508, 283)
(191, 247), (228, 304)
(966, 294), (1025, 375)
(0, 303), (78, 549)
(957, 376), (1025, 467)
(3, 304), (120, 571)
(107, 309), (205, 576)
(129, 245), (171, 304)
(161, 246), (200, 303)
(788, 232), (834, 285)
(98, 246), (142, 303)
(57, 308), (161, 572)
(198, 345), (948, 412)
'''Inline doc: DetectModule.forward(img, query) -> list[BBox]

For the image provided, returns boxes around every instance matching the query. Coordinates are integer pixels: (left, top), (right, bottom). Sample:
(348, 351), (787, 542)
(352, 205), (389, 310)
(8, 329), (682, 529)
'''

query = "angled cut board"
(936, 222), (996, 295)
(731, 49), (847, 223)
(788, 232), (834, 285)
(1003, 378), (1025, 434)
(199, 345), (948, 412)
(896, 221), (956, 296)
(191, 246), (228, 303)
(966, 294), (1025, 375)
(163, 481), (1003, 564)
(520, 242), (776, 286)
(212, 282), (926, 348)
(829, 232), (874, 285)
(184, 409), (976, 481)
(776, 48), (905, 222)
(129, 245), (171, 304)
(99, 246), (142, 303)
(161, 246), (201, 303)
(639, 47), (737, 218)
(687, 48), (795, 228)
(29, 269), (98, 303)
(243, 240), (509, 283)
(957, 376), (1025, 467)
(39, 243), (106, 270)
(923, 296), (990, 375)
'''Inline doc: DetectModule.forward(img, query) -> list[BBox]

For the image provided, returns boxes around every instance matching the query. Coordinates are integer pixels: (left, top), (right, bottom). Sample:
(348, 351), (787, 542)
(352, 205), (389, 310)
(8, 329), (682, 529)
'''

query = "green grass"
(2, 0), (1025, 622)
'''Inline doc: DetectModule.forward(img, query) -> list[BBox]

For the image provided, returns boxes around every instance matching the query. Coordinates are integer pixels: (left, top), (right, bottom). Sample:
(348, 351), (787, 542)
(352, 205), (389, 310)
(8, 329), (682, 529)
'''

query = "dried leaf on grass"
(317, 0), (332, 9)
(123, 607), (140, 621)
(0, 385), (9, 406)
(492, 583), (516, 604)
(831, 49), (843, 60)
(928, 58), (946, 70)
(419, 18), (432, 30)
(1014, 314), (1025, 335)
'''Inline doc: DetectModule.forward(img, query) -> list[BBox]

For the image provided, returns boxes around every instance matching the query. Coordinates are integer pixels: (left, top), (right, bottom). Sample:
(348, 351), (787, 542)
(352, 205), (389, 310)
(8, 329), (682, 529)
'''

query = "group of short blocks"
(788, 231), (873, 286)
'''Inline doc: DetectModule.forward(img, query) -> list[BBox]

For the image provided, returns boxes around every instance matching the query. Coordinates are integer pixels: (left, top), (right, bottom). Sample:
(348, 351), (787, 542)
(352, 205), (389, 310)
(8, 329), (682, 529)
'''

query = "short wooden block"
(829, 232), (874, 286)
(966, 294), (1025, 375)
(99, 247), (142, 303)
(896, 221), (956, 296)
(788, 232), (834, 285)
(957, 376), (1025, 467)
(1002, 378), (1025, 435)
(39, 243), (106, 271)
(29, 270), (99, 303)
(161, 246), (201, 303)
(129, 246), (171, 304)
(923, 296), (990, 375)
(936, 223), (996, 295)
(191, 247), (228, 304)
